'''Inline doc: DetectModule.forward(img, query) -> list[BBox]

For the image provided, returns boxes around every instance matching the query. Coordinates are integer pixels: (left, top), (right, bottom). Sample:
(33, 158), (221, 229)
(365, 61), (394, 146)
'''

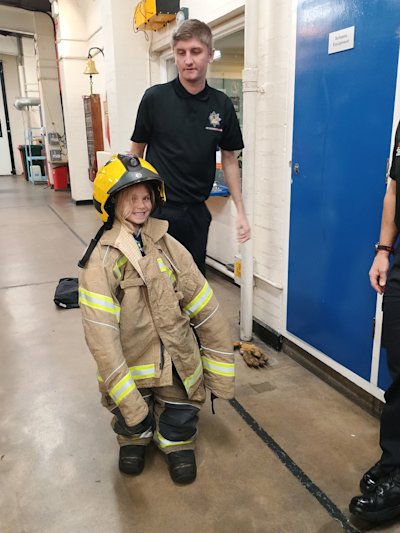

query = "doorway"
(0, 61), (13, 175)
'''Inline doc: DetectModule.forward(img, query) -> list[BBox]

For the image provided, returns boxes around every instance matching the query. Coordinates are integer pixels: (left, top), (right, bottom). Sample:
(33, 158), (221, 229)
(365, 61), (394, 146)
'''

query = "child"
(78, 153), (234, 484)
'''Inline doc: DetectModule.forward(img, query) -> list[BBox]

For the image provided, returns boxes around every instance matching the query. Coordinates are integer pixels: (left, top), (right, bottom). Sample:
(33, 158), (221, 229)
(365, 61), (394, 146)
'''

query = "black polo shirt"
(390, 121), (400, 230)
(131, 77), (244, 204)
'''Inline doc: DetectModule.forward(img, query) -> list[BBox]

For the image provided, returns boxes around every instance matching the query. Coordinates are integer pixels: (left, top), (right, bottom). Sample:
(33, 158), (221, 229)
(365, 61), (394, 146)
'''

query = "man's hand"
(236, 212), (251, 243)
(220, 149), (251, 243)
(369, 253), (390, 294)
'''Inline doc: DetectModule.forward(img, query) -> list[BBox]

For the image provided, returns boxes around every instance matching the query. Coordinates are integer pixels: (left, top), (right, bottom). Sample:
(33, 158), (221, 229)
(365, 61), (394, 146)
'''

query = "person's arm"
(369, 178), (398, 294)
(130, 142), (146, 158)
(220, 149), (251, 243)
(130, 89), (152, 157)
(166, 236), (234, 400)
(79, 248), (149, 427)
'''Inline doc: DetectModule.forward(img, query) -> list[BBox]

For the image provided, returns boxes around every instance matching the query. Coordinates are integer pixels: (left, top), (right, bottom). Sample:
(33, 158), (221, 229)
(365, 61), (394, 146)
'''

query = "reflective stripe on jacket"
(79, 217), (234, 427)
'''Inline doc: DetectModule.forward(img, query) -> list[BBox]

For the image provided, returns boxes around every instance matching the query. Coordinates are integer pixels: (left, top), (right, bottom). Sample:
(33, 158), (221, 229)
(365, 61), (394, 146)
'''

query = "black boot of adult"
(360, 461), (395, 494)
(119, 445), (146, 475)
(167, 450), (196, 484)
(350, 470), (400, 523)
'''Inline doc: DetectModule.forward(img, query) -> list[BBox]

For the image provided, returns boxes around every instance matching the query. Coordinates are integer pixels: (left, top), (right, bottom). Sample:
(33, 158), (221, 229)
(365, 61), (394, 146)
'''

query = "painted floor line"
(229, 398), (359, 533)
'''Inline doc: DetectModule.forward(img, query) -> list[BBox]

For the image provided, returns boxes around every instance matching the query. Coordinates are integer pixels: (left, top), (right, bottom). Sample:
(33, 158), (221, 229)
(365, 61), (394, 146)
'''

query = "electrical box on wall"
(47, 132), (67, 164)
(134, 0), (179, 31)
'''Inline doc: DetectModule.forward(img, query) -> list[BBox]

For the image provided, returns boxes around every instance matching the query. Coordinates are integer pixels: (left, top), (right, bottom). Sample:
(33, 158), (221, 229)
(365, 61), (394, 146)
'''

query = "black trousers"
(153, 202), (212, 276)
(380, 248), (400, 467)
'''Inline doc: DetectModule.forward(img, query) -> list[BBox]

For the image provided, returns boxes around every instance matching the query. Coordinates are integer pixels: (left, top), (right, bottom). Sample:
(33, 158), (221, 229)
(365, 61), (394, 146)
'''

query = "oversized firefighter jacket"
(79, 217), (234, 427)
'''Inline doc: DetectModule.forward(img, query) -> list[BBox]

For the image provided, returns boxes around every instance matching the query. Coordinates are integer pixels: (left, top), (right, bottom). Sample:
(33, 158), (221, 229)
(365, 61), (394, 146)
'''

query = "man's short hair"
(171, 19), (213, 52)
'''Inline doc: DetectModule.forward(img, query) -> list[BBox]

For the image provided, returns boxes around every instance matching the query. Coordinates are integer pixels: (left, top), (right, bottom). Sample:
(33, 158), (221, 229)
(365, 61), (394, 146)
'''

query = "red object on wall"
(52, 166), (69, 190)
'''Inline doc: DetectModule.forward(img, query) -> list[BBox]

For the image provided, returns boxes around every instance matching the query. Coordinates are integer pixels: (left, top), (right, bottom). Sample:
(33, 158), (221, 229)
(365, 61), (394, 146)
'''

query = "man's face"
(173, 37), (214, 86)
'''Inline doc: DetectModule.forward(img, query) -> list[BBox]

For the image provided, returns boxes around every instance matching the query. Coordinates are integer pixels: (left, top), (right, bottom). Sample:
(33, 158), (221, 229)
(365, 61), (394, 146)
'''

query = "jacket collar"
(142, 216), (169, 243)
(100, 217), (169, 247)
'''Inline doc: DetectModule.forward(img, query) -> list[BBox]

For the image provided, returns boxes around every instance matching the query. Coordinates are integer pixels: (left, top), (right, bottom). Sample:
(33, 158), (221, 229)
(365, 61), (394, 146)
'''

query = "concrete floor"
(0, 175), (398, 533)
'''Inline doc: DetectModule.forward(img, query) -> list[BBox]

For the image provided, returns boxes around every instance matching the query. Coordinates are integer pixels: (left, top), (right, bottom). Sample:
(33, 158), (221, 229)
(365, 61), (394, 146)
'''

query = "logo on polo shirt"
(205, 111), (223, 132)
(396, 143), (400, 157)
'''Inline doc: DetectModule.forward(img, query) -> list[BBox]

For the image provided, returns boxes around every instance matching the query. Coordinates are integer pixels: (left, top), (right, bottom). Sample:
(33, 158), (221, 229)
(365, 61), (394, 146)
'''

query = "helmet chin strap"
(77, 216), (114, 268)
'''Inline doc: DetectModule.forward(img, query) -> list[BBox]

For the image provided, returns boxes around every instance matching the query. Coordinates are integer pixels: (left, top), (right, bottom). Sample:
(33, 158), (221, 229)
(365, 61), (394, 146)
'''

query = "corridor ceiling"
(0, 0), (50, 13)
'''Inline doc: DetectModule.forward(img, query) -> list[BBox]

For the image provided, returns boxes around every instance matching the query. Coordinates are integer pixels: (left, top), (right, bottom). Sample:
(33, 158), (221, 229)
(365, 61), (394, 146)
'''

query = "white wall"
(101, 0), (149, 151)
(188, 0), (244, 23)
(252, 0), (296, 334)
(0, 35), (17, 55)
(56, 0), (105, 201)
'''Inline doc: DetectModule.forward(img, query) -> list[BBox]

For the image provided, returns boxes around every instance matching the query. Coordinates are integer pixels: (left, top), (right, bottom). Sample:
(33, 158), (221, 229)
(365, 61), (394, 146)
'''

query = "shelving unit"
(25, 127), (47, 183)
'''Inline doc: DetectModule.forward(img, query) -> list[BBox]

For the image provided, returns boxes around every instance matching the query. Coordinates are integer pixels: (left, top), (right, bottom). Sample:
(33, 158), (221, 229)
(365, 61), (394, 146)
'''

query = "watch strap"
(375, 243), (394, 254)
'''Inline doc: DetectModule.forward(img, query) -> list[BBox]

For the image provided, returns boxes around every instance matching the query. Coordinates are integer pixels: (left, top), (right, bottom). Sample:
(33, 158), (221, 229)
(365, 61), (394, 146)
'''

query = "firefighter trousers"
(115, 370), (204, 454)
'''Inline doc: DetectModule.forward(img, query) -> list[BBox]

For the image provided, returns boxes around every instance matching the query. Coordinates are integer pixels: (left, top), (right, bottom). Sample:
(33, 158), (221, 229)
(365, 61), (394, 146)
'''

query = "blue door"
(287, 0), (399, 381)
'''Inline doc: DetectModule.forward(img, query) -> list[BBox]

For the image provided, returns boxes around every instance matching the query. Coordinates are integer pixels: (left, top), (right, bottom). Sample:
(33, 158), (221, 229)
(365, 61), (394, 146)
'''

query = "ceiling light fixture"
(213, 49), (222, 60)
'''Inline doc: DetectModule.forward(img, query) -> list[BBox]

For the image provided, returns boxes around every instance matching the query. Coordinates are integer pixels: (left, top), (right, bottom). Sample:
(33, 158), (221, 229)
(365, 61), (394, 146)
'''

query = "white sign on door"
(328, 26), (355, 55)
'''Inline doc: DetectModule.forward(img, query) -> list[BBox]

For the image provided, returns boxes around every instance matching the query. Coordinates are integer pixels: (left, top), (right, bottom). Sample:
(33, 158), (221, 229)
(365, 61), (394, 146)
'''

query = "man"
(130, 19), (250, 275)
(349, 120), (400, 523)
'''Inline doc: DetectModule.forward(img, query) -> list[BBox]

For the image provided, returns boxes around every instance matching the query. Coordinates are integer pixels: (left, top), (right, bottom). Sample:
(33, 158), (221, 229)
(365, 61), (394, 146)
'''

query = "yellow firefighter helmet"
(93, 153), (166, 223)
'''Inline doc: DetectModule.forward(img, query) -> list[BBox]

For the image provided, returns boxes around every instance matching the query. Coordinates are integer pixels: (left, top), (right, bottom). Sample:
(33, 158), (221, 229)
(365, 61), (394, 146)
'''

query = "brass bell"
(83, 57), (99, 75)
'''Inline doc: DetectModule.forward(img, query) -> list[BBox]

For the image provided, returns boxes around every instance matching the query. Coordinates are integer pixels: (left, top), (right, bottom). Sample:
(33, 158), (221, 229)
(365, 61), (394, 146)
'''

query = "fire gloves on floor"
(234, 341), (269, 368)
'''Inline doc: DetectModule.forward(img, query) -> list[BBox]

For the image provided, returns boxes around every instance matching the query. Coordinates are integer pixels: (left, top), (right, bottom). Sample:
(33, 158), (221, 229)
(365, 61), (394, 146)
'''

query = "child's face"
(123, 183), (153, 227)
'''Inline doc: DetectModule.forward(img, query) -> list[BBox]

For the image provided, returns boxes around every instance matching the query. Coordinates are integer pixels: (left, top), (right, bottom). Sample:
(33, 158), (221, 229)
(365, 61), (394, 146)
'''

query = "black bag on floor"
(54, 277), (79, 309)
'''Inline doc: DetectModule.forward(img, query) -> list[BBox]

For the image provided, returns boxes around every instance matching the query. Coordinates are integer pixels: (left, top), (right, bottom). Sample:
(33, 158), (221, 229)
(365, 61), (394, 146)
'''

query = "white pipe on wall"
(240, 0), (259, 341)
(14, 97), (40, 109)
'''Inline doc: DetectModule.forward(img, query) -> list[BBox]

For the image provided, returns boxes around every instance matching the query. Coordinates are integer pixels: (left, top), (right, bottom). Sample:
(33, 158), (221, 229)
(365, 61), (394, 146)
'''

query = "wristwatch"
(375, 242), (394, 254)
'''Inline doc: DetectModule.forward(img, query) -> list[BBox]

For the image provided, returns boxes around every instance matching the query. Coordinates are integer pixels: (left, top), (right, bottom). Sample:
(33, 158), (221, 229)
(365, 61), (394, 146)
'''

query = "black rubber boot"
(167, 450), (196, 484)
(119, 445), (146, 475)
